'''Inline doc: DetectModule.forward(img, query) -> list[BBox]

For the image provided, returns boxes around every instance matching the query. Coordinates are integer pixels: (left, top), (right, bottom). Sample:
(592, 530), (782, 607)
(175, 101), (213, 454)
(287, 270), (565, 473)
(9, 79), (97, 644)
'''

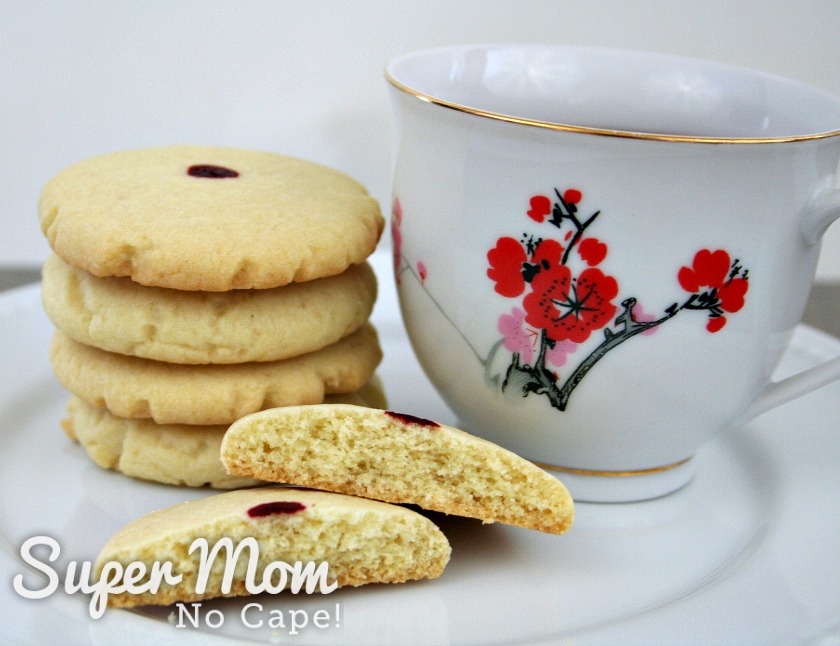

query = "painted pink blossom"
(630, 302), (660, 336)
(417, 261), (427, 283)
(545, 338), (577, 368)
(498, 308), (538, 364)
(392, 197), (403, 280)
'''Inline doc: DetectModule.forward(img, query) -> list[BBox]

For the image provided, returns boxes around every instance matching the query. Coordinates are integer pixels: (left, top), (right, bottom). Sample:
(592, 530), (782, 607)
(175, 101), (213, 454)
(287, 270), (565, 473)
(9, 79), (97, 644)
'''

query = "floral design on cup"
(392, 197), (404, 280)
(393, 196), (430, 288)
(486, 188), (750, 411)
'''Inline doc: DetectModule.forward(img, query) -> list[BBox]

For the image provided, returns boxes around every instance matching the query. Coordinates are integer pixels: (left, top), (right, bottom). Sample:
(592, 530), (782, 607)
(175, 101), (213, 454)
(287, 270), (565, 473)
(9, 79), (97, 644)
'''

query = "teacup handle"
(744, 183), (840, 421)
(801, 181), (840, 245)
(745, 354), (840, 420)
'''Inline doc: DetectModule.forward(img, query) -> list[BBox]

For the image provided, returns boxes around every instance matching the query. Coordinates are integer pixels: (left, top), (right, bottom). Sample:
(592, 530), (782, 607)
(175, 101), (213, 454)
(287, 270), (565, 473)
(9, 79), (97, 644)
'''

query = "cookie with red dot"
(39, 145), (384, 291)
(95, 487), (450, 609)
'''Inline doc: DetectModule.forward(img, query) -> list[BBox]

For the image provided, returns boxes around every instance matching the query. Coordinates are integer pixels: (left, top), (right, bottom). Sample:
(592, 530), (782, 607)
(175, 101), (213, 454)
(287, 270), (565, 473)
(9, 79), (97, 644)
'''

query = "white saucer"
(1, 278), (839, 645)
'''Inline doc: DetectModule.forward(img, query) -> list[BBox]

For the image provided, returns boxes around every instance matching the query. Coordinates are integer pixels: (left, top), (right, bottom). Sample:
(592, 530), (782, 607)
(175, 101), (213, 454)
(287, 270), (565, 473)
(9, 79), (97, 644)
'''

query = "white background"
(2, 0), (839, 280)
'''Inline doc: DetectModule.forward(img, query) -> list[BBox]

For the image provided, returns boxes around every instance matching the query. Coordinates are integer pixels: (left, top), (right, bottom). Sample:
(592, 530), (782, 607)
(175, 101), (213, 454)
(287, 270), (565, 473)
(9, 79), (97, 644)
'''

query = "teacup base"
(535, 457), (697, 503)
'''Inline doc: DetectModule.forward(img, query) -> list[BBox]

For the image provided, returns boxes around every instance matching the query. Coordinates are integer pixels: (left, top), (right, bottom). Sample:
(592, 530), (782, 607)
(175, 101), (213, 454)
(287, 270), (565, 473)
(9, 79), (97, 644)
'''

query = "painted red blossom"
(563, 189), (582, 204)
(678, 249), (749, 332)
(527, 195), (552, 222)
(678, 249), (730, 292)
(487, 237), (527, 297)
(487, 237), (563, 298)
(578, 237), (607, 266)
(524, 266), (619, 344)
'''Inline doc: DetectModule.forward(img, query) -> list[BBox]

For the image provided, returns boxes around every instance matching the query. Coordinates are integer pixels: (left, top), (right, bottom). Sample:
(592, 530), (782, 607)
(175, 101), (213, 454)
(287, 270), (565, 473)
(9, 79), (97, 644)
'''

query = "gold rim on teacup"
(385, 72), (840, 145)
(532, 457), (693, 478)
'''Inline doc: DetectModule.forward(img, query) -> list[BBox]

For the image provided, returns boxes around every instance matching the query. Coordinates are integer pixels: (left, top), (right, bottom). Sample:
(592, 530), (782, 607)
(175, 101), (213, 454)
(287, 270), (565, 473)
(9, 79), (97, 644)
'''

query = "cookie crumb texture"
(222, 404), (574, 535)
(95, 488), (451, 608)
(39, 146), (384, 291)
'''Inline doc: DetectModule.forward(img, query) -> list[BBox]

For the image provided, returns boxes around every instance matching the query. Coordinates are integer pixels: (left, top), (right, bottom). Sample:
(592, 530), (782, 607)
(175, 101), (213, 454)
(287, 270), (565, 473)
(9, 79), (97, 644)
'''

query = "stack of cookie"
(38, 145), (385, 489)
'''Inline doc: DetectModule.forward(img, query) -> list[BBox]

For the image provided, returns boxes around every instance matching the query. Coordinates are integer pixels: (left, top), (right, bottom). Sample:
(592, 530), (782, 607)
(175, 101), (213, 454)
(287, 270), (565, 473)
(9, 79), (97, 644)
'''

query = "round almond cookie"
(39, 146), (384, 291)
(61, 378), (386, 489)
(50, 324), (381, 425)
(94, 487), (451, 609)
(41, 254), (377, 364)
(221, 404), (575, 535)
(62, 396), (260, 489)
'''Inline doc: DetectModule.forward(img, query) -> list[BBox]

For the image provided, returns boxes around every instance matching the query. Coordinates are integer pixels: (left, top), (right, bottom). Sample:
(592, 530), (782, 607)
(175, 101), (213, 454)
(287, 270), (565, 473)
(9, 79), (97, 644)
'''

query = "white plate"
(1, 278), (839, 646)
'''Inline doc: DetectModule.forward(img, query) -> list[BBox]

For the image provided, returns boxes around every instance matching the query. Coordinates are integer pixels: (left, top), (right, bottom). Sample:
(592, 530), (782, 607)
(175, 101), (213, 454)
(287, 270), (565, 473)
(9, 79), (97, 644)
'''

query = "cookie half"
(50, 324), (381, 425)
(221, 404), (574, 534)
(62, 378), (387, 488)
(41, 253), (377, 364)
(39, 146), (384, 291)
(95, 487), (451, 608)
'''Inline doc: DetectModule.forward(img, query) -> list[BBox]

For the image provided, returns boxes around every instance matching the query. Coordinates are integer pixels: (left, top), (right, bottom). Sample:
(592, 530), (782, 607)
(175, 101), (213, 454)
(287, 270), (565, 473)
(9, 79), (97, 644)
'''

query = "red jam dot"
(385, 411), (440, 428)
(187, 164), (239, 178)
(247, 501), (306, 518)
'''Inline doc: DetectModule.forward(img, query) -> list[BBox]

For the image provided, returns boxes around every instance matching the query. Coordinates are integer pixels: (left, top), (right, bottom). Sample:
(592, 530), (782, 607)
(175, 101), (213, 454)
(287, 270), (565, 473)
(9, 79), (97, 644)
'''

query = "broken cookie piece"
(95, 487), (451, 609)
(221, 404), (574, 535)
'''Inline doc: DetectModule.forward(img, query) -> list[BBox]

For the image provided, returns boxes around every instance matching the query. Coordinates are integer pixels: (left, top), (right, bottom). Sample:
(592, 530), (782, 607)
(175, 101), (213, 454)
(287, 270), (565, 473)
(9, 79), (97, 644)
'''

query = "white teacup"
(386, 44), (840, 502)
